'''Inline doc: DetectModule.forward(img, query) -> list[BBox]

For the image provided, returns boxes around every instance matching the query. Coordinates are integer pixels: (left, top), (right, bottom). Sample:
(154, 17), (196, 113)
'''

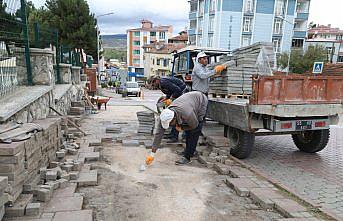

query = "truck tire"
(229, 127), (255, 159)
(292, 129), (330, 153)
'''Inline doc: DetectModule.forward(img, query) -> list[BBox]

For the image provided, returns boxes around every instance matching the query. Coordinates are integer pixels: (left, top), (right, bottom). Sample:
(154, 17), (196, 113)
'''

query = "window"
(273, 38), (281, 53)
(229, 26), (232, 37)
(150, 32), (156, 37)
(133, 59), (140, 64)
(198, 17), (203, 33)
(133, 50), (140, 55)
(209, 16), (215, 32)
(190, 1), (198, 12)
(244, 0), (255, 13)
(190, 20), (197, 29)
(338, 56), (343, 63)
(134, 31), (140, 37)
(243, 17), (253, 32)
(189, 35), (196, 45)
(209, 0), (216, 13)
(292, 39), (304, 48)
(208, 35), (214, 47)
(157, 59), (160, 66)
(199, 0), (204, 16)
(197, 35), (203, 46)
(133, 41), (140, 46)
(159, 32), (166, 39)
(163, 59), (168, 67)
(336, 35), (343, 40)
(275, 0), (286, 16)
(241, 36), (251, 47)
(326, 47), (334, 61)
(273, 18), (283, 34)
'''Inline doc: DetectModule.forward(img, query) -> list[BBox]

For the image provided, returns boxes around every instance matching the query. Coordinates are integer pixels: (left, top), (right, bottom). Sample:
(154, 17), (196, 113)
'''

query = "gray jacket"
(152, 91), (208, 149)
(192, 61), (216, 94)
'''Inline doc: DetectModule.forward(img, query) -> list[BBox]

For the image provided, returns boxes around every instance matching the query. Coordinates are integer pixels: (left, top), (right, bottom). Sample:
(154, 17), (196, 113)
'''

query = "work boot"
(175, 157), (191, 165)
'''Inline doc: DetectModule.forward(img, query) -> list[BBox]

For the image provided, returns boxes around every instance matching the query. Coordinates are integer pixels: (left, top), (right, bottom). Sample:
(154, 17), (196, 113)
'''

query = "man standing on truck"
(158, 77), (188, 143)
(151, 91), (208, 165)
(192, 52), (226, 95)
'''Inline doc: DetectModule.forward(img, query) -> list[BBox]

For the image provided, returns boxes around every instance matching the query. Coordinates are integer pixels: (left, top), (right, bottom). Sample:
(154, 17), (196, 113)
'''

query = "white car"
(125, 82), (141, 97)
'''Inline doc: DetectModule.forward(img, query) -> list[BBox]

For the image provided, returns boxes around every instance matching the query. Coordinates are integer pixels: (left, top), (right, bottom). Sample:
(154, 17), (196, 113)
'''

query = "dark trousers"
(170, 126), (179, 140)
(184, 122), (203, 160)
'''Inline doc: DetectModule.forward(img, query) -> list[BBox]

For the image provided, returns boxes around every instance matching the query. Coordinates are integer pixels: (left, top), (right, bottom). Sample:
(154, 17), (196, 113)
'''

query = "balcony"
(188, 29), (196, 35)
(189, 11), (197, 19)
(296, 12), (309, 20)
(293, 31), (307, 38)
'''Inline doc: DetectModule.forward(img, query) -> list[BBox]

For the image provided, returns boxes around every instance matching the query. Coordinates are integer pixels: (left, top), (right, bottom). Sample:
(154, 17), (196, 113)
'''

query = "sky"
(31, 0), (343, 35)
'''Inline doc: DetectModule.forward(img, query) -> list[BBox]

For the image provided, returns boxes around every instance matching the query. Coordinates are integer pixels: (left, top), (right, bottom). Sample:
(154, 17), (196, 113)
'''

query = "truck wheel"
(292, 129), (330, 153)
(229, 127), (255, 159)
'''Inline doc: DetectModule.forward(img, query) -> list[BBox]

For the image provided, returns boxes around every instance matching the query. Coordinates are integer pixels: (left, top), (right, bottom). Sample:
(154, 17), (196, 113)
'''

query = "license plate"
(295, 120), (312, 130)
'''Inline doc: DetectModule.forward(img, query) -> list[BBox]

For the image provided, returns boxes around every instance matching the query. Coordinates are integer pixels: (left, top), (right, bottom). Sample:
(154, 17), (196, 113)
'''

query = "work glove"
(214, 65), (226, 74)
(163, 99), (172, 106)
(145, 152), (155, 165)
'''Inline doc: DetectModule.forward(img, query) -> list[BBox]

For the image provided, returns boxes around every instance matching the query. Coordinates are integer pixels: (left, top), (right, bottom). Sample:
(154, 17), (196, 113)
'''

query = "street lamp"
(276, 16), (294, 75)
(96, 12), (114, 74)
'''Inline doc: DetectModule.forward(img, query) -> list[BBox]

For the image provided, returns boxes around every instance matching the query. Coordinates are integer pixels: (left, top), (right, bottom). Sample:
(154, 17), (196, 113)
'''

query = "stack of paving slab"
(209, 42), (276, 95)
(68, 107), (85, 116)
(0, 118), (62, 207)
(0, 177), (8, 220)
(137, 111), (155, 135)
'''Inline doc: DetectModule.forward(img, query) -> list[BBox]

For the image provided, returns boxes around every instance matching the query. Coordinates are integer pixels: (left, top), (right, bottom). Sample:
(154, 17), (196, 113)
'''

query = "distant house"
(168, 31), (188, 44)
(307, 25), (343, 63)
(143, 42), (186, 78)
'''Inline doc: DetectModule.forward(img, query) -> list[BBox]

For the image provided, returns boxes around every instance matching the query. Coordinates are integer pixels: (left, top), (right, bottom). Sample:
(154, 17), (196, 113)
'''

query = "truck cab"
(171, 46), (230, 86)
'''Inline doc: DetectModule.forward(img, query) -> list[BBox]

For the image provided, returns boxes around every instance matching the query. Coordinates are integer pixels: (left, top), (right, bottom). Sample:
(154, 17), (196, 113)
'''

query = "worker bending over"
(192, 52), (226, 95)
(152, 91), (208, 165)
(159, 77), (188, 142)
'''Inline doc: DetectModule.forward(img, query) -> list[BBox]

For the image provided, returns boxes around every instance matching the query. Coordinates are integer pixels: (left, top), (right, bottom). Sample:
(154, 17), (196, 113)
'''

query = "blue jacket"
(160, 77), (187, 99)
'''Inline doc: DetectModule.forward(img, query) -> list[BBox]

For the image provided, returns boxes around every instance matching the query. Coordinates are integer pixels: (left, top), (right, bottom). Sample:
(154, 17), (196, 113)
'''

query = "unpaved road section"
(78, 106), (282, 221)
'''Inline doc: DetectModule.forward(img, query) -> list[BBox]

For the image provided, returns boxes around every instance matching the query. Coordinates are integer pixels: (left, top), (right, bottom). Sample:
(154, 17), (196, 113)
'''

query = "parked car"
(125, 82), (141, 97)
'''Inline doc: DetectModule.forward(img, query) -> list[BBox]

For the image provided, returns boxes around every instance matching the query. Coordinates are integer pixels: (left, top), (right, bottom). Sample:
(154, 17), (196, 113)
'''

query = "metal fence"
(0, 0), (31, 97)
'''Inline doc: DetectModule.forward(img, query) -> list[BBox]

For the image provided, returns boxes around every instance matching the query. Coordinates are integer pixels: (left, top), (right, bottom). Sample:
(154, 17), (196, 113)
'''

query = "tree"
(43, 0), (97, 59)
(278, 45), (327, 74)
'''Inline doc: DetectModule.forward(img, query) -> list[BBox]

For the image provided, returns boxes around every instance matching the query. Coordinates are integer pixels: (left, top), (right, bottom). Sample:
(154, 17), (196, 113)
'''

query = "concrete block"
(229, 166), (256, 178)
(46, 171), (57, 181)
(122, 140), (140, 147)
(72, 170), (97, 187)
(44, 196), (83, 212)
(46, 181), (60, 190)
(36, 188), (51, 202)
(52, 209), (92, 221)
(53, 184), (77, 198)
(56, 151), (66, 159)
(25, 202), (40, 216)
(213, 164), (230, 175)
(72, 161), (83, 171)
(61, 172), (70, 181)
(5, 194), (33, 217)
(0, 176), (8, 190)
(249, 188), (285, 210)
(61, 164), (73, 172)
(66, 148), (78, 155)
(58, 179), (69, 188)
(69, 172), (79, 180)
(78, 152), (100, 162)
(225, 178), (259, 197)
(49, 161), (60, 168)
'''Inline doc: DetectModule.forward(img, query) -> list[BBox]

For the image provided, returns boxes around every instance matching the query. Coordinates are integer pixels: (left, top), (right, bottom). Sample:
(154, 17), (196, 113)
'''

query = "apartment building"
(188, 0), (310, 53)
(127, 20), (173, 76)
(307, 25), (343, 63)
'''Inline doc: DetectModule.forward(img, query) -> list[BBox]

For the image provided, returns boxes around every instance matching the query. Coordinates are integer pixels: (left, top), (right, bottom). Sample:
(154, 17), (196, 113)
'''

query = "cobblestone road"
(244, 125), (343, 219)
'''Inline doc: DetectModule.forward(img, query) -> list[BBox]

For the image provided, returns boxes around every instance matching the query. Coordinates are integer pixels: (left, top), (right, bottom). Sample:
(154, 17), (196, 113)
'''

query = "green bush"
(101, 83), (108, 88)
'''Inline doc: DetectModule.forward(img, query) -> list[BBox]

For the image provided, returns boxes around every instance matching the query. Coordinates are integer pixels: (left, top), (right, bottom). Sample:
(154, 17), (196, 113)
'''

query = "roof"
(169, 34), (188, 42)
(144, 42), (186, 54)
(175, 45), (230, 55)
(127, 25), (172, 32)
(308, 25), (343, 35)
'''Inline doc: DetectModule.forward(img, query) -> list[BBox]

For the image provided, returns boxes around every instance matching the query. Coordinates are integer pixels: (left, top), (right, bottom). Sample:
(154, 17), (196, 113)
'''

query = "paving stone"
(71, 170), (97, 187)
(213, 163), (230, 175)
(198, 155), (208, 165)
(53, 183), (77, 198)
(61, 164), (73, 172)
(25, 202), (41, 216)
(225, 178), (259, 197)
(69, 172), (79, 180)
(249, 188), (285, 209)
(52, 209), (92, 221)
(229, 166), (256, 178)
(5, 194), (33, 217)
(46, 171), (57, 181)
(122, 140), (140, 147)
(272, 198), (307, 218)
(56, 151), (65, 159)
(44, 196), (83, 212)
(45, 181), (60, 190)
(41, 212), (55, 218)
(58, 179), (69, 188)
(78, 152), (100, 162)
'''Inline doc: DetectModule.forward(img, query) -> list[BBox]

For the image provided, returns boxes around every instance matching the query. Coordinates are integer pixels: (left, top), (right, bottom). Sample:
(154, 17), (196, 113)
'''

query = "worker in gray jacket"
(151, 91), (208, 165)
(192, 52), (226, 95)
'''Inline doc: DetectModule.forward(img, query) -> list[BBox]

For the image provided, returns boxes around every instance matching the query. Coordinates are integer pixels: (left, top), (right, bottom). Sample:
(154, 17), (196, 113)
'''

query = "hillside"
(101, 34), (127, 50)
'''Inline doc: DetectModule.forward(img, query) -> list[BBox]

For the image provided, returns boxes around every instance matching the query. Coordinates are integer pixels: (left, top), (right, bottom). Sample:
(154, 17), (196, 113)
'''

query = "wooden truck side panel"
(251, 75), (343, 105)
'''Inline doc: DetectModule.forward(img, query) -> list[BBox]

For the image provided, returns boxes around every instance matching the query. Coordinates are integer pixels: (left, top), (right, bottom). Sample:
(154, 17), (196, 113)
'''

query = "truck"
(171, 47), (343, 159)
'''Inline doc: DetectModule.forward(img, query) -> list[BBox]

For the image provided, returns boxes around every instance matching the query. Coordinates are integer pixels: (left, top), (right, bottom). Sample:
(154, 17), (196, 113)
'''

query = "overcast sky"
(31, 0), (343, 35)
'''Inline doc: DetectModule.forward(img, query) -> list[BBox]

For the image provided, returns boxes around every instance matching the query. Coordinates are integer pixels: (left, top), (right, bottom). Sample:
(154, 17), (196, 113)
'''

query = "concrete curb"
(228, 155), (342, 221)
